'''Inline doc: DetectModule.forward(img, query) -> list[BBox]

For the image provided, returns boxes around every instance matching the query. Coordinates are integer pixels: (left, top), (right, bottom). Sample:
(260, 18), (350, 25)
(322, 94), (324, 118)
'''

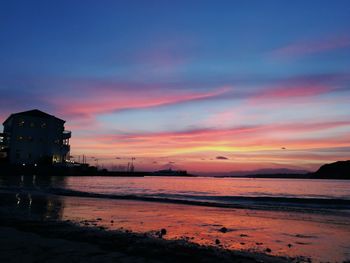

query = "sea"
(2, 175), (350, 211)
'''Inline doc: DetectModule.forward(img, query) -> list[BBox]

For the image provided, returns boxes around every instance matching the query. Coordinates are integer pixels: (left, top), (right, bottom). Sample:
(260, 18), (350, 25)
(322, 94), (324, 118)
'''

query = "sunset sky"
(1, 1), (350, 173)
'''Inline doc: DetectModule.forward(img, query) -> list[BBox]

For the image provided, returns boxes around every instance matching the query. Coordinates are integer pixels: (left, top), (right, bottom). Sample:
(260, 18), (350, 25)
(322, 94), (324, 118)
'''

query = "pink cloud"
(252, 85), (331, 101)
(49, 85), (231, 120)
(76, 120), (350, 147)
(272, 34), (350, 58)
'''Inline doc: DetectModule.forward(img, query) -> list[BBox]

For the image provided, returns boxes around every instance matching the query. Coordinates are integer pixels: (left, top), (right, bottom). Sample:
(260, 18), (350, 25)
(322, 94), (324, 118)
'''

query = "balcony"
(62, 130), (71, 139)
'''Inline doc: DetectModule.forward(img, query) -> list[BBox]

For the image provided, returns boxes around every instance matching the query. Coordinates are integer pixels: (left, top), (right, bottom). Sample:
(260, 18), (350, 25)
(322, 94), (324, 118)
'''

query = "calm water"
(62, 176), (350, 200)
(1, 175), (350, 211)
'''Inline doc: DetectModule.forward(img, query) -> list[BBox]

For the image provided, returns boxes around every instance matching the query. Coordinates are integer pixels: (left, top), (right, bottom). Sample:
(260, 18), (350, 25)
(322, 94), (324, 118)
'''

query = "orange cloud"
(70, 120), (350, 171)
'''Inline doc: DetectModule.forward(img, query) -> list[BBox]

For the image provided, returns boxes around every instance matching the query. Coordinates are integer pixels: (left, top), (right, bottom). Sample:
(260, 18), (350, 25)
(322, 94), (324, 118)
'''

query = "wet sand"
(59, 197), (350, 262)
(1, 191), (350, 262)
(0, 208), (288, 263)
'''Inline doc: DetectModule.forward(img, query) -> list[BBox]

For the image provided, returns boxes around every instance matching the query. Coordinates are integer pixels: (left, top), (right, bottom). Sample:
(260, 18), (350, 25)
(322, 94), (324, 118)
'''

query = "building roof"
(3, 109), (65, 125)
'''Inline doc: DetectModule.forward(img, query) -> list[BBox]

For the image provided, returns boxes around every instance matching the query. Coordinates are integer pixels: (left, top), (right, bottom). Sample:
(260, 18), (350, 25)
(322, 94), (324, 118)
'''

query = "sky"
(1, 0), (350, 173)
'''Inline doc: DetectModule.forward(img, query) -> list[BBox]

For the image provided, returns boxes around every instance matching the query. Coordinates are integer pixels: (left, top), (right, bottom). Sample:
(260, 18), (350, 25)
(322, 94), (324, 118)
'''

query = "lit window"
(17, 136), (23, 141)
(41, 123), (47, 128)
(18, 120), (25, 127)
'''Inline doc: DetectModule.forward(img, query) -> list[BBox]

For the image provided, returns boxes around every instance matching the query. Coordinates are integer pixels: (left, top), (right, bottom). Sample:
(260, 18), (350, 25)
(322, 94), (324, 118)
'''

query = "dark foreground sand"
(0, 209), (293, 263)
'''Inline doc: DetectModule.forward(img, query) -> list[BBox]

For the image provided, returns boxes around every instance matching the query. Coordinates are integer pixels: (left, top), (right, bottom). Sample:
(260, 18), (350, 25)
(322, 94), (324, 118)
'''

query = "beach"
(0, 194), (288, 263)
(1, 176), (350, 262)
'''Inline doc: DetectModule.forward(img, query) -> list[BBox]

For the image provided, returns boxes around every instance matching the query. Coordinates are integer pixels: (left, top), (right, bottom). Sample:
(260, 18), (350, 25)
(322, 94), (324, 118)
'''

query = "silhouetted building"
(0, 109), (71, 165)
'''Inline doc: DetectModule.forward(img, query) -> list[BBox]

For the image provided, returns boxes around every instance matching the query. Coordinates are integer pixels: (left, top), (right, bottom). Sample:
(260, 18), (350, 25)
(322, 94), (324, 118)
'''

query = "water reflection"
(0, 175), (66, 220)
(0, 174), (67, 189)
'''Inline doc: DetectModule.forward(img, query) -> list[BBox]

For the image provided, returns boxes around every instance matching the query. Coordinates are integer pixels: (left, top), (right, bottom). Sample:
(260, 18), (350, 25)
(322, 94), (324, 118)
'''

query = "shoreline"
(1, 160), (350, 179)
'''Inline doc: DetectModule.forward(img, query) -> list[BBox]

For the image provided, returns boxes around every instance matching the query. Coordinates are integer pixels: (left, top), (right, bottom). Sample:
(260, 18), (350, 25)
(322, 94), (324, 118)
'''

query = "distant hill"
(313, 160), (350, 179)
(230, 168), (309, 176)
(196, 162), (350, 179)
(198, 168), (309, 177)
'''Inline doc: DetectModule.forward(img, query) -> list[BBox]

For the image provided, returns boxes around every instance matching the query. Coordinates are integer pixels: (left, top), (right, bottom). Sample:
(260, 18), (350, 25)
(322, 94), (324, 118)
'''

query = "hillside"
(313, 160), (350, 179)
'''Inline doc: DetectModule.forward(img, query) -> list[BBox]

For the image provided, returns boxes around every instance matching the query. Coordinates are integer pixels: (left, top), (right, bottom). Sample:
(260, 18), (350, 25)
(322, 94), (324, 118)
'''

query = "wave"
(48, 188), (350, 213)
(2, 186), (350, 214)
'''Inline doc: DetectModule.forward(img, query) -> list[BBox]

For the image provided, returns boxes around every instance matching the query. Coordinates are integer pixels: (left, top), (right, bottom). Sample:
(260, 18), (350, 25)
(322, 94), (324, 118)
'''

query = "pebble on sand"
(160, 228), (167, 236)
(219, 227), (228, 233)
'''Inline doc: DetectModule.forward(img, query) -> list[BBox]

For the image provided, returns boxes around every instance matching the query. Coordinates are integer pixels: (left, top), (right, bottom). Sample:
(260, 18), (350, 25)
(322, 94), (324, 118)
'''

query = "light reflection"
(0, 175), (66, 220)
(32, 175), (36, 187)
(15, 193), (20, 205)
(28, 193), (32, 207)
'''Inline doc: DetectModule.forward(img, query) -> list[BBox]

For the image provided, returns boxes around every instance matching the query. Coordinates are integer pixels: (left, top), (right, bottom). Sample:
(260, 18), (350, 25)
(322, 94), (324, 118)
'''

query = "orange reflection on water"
(61, 197), (350, 262)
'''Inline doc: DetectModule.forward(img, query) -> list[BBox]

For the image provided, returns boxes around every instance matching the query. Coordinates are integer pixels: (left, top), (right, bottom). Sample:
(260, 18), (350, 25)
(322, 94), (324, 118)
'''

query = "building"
(0, 109), (71, 165)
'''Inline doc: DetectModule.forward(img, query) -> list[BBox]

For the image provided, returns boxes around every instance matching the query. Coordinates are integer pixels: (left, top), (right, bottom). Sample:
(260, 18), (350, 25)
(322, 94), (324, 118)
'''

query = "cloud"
(71, 120), (350, 160)
(81, 120), (350, 144)
(251, 85), (332, 102)
(49, 84), (231, 120)
(271, 34), (350, 58)
(2, 71), (348, 128)
(216, 156), (229, 160)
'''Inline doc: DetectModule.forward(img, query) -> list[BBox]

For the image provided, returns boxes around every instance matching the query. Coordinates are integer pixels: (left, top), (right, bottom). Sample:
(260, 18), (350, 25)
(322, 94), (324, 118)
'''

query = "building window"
(30, 122), (35, 128)
(28, 136), (33, 142)
(41, 123), (47, 128)
(17, 136), (23, 141)
(18, 120), (25, 127)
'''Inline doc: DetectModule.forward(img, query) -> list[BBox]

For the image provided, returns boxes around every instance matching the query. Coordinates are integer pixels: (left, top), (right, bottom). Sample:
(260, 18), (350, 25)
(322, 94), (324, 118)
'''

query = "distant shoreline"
(0, 170), (349, 180)
(0, 159), (349, 179)
(205, 173), (350, 180)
